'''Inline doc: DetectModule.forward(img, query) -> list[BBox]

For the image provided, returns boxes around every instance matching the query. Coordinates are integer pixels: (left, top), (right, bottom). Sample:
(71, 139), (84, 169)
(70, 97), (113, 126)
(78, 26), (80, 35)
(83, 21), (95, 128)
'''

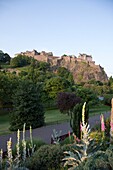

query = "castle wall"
(33, 55), (48, 62)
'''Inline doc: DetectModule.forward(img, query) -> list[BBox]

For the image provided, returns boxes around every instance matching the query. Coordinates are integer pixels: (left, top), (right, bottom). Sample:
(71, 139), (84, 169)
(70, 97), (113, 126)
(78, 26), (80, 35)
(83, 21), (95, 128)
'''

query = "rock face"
(16, 50), (108, 83)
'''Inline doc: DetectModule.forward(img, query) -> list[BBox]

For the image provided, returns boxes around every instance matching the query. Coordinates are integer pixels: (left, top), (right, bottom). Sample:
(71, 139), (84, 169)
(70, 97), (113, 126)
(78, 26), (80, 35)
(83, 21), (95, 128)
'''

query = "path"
(0, 112), (111, 152)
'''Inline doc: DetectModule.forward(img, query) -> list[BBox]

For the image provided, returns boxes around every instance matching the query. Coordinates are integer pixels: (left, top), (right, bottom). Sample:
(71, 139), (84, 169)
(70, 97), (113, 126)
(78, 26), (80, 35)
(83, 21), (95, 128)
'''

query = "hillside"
(56, 57), (108, 83)
(14, 50), (108, 83)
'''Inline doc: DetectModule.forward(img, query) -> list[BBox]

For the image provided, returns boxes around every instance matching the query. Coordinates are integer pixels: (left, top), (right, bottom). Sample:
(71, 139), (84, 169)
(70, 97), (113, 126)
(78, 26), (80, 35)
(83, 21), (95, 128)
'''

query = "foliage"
(10, 80), (45, 131)
(103, 94), (113, 106)
(0, 71), (19, 107)
(25, 145), (65, 170)
(76, 87), (98, 105)
(82, 150), (111, 170)
(44, 77), (71, 100)
(13, 137), (45, 157)
(10, 55), (32, 68)
(70, 104), (83, 138)
(57, 92), (81, 114)
(51, 129), (62, 144)
(62, 103), (102, 170)
(0, 50), (11, 64)
(57, 67), (74, 85)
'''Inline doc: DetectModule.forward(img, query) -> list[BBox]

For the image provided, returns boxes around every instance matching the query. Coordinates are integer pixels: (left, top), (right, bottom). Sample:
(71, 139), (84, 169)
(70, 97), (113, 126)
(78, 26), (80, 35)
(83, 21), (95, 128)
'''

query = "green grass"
(45, 109), (70, 125)
(0, 104), (111, 136)
(89, 104), (110, 116)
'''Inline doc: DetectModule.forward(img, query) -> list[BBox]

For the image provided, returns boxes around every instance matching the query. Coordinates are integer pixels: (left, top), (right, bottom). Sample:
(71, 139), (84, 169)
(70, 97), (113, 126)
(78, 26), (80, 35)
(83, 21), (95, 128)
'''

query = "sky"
(0, 0), (113, 77)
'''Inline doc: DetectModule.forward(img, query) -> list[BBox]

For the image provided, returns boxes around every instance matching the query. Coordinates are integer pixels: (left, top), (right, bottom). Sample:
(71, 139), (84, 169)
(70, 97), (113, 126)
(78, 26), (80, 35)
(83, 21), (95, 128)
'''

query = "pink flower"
(110, 122), (113, 131)
(100, 114), (105, 132)
(101, 122), (105, 131)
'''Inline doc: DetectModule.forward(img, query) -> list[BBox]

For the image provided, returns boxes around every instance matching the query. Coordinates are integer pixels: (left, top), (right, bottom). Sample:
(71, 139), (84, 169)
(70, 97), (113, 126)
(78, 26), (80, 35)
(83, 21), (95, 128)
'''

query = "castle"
(15, 49), (108, 82)
(15, 49), (96, 67)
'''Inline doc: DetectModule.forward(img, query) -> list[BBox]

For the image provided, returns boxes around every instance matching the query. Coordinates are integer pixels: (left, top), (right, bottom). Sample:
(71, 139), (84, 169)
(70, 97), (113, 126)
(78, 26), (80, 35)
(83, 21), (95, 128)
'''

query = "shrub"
(83, 151), (112, 170)
(25, 144), (71, 170)
(105, 145), (113, 168)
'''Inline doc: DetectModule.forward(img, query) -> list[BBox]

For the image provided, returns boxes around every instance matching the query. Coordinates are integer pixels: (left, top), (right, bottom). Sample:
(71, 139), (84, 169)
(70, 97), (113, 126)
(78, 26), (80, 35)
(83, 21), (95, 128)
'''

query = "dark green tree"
(10, 80), (45, 131)
(10, 55), (32, 67)
(0, 50), (11, 63)
(71, 103), (89, 138)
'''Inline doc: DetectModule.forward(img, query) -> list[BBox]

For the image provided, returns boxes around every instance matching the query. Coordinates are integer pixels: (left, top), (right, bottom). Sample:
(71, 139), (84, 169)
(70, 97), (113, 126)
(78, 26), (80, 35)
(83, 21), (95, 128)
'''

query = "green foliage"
(44, 76), (71, 100)
(57, 67), (74, 85)
(105, 145), (113, 168)
(103, 94), (113, 106)
(0, 50), (11, 64)
(76, 87), (98, 105)
(63, 118), (103, 170)
(70, 104), (82, 138)
(25, 145), (68, 170)
(0, 72), (19, 107)
(10, 80), (45, 131)
(83, 150), (112, 170)
(10, 55), (32, 68)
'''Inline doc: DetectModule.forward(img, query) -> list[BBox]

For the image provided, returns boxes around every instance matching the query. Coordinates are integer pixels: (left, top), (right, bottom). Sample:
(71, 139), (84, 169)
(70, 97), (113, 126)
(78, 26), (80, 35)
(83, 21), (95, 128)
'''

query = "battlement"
(15, 50), (96, 66)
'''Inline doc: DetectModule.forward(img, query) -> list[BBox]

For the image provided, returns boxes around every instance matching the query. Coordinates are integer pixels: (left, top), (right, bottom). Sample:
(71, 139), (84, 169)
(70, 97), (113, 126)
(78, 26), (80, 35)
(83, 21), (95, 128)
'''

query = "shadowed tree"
(10, 80), (45, 131)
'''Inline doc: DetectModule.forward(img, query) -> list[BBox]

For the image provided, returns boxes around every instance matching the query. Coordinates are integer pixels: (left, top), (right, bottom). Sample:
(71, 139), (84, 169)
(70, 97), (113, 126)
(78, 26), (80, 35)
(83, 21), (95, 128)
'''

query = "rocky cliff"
(16, 50), (108, 83)
(55, 57), (108, 83)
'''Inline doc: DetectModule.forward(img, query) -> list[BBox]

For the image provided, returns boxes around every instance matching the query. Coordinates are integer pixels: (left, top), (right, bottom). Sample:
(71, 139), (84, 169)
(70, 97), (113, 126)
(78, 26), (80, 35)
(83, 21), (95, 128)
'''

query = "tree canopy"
(10, 55), (32, 67)
(10, 80), (45, 131)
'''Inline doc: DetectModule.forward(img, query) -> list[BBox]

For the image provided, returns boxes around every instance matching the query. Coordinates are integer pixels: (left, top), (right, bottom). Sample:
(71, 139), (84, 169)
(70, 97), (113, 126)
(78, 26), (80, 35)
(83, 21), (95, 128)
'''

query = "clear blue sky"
(0, 0), (113, 77)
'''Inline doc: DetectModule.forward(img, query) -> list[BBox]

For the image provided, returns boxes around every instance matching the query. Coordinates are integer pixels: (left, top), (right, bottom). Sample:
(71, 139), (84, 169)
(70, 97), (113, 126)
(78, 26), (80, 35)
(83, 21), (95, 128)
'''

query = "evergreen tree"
(10, 80), (45, 131)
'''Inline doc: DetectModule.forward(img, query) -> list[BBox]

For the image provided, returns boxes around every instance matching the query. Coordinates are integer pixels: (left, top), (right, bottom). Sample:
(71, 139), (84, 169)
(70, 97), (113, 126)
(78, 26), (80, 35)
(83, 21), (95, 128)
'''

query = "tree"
(76, 87), (98, 105)
(0, 71), (18, 108)
(57, 92), (81, 114)
(10, 55), (32, 67)
(57, 67), (74, 85)
(10, 80), (45, 131)
(71, 103), (89, 138)
(0, 50), (11, 63)
(44, 76), (71, 100)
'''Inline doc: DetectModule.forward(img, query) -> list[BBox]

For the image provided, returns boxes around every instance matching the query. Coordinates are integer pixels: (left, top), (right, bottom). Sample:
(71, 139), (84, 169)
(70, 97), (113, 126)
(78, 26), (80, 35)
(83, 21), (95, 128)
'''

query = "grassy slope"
(0, 104), (110, 136)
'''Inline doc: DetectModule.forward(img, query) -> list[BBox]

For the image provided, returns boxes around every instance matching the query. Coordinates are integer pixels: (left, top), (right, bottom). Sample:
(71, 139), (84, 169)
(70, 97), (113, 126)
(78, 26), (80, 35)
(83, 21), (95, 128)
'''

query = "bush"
(83, 151), (111, 170)
(25, 144), (71, 170)
(105, 145), (113, 168)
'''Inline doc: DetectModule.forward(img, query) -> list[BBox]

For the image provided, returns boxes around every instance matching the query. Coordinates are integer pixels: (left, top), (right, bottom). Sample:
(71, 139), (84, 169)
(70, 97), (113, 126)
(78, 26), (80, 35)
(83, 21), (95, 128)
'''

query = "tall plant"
(110, 98), (113, 144)
(63, 102), (101, 169)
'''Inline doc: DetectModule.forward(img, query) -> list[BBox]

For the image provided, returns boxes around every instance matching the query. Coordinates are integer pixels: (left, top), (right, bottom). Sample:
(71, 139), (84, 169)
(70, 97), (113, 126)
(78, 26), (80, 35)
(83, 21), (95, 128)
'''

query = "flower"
(100, 114), (105, 132)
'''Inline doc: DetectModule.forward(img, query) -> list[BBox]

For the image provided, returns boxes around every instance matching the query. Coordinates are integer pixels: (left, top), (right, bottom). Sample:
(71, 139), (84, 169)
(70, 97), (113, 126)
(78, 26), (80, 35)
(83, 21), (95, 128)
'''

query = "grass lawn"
(45, 109), (70, 125)
(0, 111), (11, 135)
(0, 104), (111, 136)
(89, 104), (110, 116)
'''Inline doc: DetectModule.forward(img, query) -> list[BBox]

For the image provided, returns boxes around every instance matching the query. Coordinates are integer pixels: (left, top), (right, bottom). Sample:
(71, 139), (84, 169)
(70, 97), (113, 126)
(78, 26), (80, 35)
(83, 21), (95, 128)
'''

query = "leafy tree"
(0, 50), (11, 63)
(57, 67), (74, 84)
(76, 87), (98, 105)
(44, 76), (71, 100)
(0, 72), (18, 107)
(10, 55), (32, 67)
(57, 92), (81, 114)
(37, 61), (50, 72)
(10, 80), (45, 131)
